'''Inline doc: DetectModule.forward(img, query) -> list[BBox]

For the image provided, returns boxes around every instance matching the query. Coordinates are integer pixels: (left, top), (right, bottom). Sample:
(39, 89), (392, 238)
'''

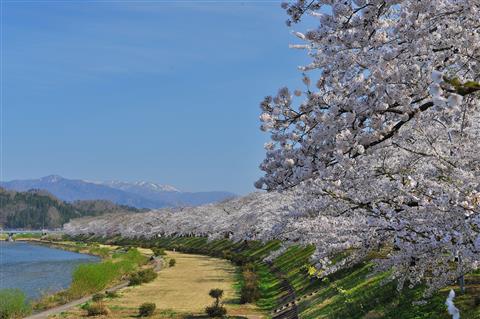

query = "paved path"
(24, 281), (129, 319)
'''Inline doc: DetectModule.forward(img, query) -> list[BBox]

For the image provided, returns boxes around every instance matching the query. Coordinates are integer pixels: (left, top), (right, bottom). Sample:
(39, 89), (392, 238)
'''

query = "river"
(0, 241), (99, 300)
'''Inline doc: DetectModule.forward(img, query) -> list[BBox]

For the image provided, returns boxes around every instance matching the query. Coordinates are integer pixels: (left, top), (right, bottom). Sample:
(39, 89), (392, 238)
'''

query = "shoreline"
(8, 237), (156, 319)
(25, 251), (163, 319)
(15, 238), (103, 259)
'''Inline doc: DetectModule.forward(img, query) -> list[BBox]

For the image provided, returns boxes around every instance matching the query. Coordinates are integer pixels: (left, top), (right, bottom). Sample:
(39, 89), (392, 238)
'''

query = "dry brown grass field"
(50, 251), (264, 319)
(110, 251), (237, 311)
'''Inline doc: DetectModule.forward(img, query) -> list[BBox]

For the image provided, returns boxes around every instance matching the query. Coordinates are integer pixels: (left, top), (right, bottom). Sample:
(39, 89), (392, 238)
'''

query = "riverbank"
(0, 240), (99, 299)
(0, 237), (154, 319)
(0, 239), (102, 318)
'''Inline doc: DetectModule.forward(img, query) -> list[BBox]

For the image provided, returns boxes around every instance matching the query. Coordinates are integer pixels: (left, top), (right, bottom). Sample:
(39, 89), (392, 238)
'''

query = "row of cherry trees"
(64, 191), (369, 278)
(255, 0), (480, 294)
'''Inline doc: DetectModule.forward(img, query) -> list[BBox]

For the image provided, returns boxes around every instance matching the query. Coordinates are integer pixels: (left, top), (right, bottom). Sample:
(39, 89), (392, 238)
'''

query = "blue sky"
(2, 0), (310, 194)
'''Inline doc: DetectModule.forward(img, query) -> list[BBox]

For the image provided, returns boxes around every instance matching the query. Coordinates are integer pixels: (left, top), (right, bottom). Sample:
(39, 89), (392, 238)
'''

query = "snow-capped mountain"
(97, 180), (180, 193)
(0, 175), (236, 209)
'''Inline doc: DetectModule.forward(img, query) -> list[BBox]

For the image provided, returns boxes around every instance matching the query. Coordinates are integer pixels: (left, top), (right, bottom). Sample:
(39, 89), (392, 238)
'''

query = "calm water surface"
(0, 241), (99, 300)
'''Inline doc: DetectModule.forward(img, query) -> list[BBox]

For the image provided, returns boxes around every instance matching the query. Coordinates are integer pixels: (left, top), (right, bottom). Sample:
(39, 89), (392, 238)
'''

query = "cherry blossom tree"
(63, 1), (480, 304)
(256, 0), (480, 293)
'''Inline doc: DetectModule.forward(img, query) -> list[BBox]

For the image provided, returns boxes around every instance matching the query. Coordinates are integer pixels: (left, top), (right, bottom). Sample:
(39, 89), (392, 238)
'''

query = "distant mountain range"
(0, 175), (236, 209)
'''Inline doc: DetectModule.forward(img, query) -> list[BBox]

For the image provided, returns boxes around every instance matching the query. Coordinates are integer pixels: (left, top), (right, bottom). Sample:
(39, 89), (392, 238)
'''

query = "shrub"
(152, 247), (166, 256)
(139, 268), (158, 283)
(240, 284), (260, 304)
(129, 268), (158, 286)
(240, 269), (260, 303)
(128, 274), (143, 286)
(169, 258), (176, 267)
(138, 302), (156, 317)
(0, 289), (31, 319)
(86, 302), (110, 316)
(92, 293), (105, 302)
(105, 290), (119, 298)
(205, 305), (227, 318)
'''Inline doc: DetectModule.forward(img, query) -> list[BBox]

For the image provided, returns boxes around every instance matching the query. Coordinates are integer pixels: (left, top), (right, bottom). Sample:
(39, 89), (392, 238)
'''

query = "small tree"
(205, 288), (227, 318)
(169, 258), (176, 267)
(209, 289), (223, 306)
(139, 302), (156, 317)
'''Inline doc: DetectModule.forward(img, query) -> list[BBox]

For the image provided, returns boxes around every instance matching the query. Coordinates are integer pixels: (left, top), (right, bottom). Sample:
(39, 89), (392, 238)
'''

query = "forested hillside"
(0, 187), (141, 229)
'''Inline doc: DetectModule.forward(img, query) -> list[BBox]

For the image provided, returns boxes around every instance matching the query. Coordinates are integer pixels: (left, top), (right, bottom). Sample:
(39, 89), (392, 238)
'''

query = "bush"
(205, 305), (227, 318)
(138, 302), (156, 317)
(128, 274), (143, 286)
(92, 293), (105, 302)
(86, 302), (110, 316)
(105, 290), (120, 298)
(169, 258), (176, 267)
(140, 268), (158, 283)
(129, 268), (158, 286)
(240, 269), (260, 303)
(152, 247), (166, 256)
(240, 284), (260, 304)
(0, 289), (31, 319)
